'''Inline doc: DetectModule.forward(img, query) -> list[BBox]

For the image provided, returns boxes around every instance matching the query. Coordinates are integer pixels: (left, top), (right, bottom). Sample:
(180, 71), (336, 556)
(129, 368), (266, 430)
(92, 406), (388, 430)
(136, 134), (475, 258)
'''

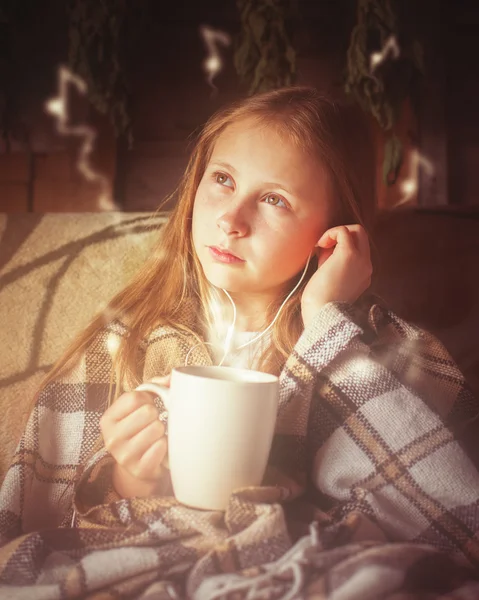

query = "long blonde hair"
(40, 86), (376, 397)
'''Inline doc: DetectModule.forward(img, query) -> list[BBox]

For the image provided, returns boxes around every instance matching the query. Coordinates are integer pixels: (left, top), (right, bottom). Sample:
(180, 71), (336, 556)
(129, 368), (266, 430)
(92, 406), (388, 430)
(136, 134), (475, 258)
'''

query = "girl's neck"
(233, 313), (262, 333)
(223, 291), (278, 332)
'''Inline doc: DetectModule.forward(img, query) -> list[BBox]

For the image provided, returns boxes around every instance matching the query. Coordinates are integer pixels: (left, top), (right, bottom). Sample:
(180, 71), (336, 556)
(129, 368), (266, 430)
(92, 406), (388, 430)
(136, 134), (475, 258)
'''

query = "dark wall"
(0, 0), (478, 212)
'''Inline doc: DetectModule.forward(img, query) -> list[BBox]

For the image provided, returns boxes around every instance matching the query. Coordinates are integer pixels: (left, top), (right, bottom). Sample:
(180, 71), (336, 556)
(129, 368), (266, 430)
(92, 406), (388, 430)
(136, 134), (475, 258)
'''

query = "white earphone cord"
(218, 251), (312, 365)
(185, 252), (312, 367)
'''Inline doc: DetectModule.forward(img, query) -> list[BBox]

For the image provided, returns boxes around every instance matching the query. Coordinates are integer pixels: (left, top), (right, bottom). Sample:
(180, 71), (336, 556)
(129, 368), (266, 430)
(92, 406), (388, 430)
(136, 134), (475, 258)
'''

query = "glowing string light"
(370, 35), (400, 72)
(45, 65), (117, 210)
(396, 149), (434, 207)
(368, 37), (434, 207)
(199, 25), (231, 93)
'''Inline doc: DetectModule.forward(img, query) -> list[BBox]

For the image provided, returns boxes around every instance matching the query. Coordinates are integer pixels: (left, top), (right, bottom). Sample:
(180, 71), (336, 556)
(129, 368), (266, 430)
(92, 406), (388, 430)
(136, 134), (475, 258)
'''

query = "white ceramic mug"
(136, 365), (279, 510)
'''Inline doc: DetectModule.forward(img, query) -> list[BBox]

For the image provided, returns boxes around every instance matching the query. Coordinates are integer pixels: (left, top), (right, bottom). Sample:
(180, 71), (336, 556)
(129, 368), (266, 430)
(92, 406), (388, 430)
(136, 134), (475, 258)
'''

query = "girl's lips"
(208, 246), (245, 264)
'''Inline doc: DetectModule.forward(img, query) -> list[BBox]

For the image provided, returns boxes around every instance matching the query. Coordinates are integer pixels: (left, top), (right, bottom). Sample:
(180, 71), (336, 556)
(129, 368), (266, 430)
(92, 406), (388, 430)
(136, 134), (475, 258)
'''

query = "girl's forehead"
(217, 116), (289, 143)
(211, 117), (311, 164)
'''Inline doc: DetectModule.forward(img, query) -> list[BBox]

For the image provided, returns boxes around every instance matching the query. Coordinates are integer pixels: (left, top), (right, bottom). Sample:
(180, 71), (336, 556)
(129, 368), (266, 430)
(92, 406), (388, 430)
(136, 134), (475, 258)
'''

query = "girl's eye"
(214, 172), (233, 187)
(264, 194), (287, 209)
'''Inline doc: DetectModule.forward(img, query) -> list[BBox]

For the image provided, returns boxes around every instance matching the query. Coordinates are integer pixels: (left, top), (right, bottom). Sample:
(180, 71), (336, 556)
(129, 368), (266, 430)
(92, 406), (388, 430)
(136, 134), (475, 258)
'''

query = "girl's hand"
(100, 375), (171, 498)
(301, 224), (372, 328)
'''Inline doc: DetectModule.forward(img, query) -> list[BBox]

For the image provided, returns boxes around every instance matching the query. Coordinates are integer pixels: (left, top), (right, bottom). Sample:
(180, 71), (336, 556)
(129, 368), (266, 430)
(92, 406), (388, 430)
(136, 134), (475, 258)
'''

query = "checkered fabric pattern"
(0, 299), (478, 599)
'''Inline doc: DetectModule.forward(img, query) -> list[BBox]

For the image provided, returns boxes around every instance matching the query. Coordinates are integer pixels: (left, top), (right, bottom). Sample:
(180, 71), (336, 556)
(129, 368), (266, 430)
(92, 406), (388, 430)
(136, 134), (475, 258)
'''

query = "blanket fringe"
(193, 523), (319, 600)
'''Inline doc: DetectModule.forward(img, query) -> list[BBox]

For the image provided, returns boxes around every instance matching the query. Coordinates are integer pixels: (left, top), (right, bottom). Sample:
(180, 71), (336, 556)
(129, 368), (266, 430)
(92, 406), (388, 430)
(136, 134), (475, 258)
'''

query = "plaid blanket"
(0, 300), (479, 599)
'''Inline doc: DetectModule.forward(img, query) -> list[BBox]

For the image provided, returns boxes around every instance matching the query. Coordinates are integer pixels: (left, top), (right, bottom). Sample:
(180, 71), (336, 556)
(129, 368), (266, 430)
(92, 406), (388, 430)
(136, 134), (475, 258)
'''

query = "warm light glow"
(370, 35), (400, 72)
(401, 180), (417, 195)
(45, 65), (118, 210)
(107, 333), (121, 356)
(199, 25), (231, 92)
(396, 150), (435, 207)
(205, 56), (221, 73)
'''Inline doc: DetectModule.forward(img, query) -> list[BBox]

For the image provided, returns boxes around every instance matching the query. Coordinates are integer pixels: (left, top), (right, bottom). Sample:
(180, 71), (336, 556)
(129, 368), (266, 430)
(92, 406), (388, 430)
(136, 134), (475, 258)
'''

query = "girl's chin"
(202, 269), (256, 294)
(204, 275), (247, 294)
(203, 272), (285, 298)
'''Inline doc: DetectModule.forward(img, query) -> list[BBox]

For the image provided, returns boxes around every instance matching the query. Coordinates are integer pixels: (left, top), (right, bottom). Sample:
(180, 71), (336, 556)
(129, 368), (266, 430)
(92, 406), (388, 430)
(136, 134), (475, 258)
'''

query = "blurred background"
(0, 0), (478, 441)
(0, 0), (478, 213)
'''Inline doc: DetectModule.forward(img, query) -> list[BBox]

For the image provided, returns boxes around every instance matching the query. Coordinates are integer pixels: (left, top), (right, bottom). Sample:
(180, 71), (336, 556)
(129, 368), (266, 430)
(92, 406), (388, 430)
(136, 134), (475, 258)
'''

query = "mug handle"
(135, 382), (171, 410)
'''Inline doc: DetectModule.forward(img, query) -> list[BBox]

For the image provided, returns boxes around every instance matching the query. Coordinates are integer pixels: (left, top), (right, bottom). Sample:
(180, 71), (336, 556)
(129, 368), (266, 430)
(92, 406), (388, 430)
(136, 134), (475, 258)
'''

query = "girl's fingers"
(102, 373), (171, 430)
(349, 225), (371, 259)
(148, 375), (171, 387)
(317, 225), (356, 252)
(137, 437), (168, 476)
(116, 419), (166, 467)
(104, 391), (157, 423)
(317, 224), (370, 258)
(112, 403), (164, 443)
(316, 246), (333, 269)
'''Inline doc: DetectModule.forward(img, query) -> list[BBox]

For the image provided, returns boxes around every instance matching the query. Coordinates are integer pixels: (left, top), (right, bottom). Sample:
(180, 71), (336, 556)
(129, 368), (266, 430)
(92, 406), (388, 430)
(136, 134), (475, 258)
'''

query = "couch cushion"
(0, 212), (166, 477)
(370, 208), (479, 399)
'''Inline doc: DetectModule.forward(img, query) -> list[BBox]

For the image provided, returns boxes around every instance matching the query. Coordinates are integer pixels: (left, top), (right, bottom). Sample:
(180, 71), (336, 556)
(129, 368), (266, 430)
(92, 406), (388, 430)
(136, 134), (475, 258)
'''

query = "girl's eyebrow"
(209, 160), (295, 196)
(210, 160), (238, 175)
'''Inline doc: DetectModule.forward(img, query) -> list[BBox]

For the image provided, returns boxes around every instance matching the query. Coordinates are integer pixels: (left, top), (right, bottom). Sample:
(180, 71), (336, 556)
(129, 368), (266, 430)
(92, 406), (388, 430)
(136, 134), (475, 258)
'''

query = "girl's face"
(192, 118), (333, 298)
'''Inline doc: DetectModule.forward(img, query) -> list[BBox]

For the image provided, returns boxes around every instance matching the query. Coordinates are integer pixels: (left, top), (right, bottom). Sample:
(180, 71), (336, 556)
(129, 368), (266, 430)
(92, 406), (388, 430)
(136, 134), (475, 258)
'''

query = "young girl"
(0, 86), (478, 595)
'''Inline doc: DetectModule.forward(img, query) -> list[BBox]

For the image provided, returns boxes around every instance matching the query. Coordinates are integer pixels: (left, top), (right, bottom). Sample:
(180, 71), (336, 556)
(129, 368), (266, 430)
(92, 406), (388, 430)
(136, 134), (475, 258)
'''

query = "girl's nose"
(216, 204), (250, 237)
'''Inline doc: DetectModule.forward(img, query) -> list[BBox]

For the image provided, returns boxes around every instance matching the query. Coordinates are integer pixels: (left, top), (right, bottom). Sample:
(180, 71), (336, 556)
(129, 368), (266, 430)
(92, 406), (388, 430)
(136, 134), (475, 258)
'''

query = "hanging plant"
(234, 0), (297, 95)
(67, 0), (134, 147)
(344, 0), (424, 185)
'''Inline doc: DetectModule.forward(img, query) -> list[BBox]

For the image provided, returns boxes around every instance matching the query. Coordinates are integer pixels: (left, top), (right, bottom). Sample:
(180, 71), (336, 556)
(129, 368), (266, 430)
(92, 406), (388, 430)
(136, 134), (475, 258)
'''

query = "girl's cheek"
(197, 182), (224, 208)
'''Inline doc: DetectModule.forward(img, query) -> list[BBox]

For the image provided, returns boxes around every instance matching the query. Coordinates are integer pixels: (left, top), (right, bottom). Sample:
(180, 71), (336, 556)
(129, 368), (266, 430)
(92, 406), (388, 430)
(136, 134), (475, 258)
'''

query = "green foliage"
(344, 0), (424, 184)
(234, 0), (296, 95)
(67, 0), (133, 147)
